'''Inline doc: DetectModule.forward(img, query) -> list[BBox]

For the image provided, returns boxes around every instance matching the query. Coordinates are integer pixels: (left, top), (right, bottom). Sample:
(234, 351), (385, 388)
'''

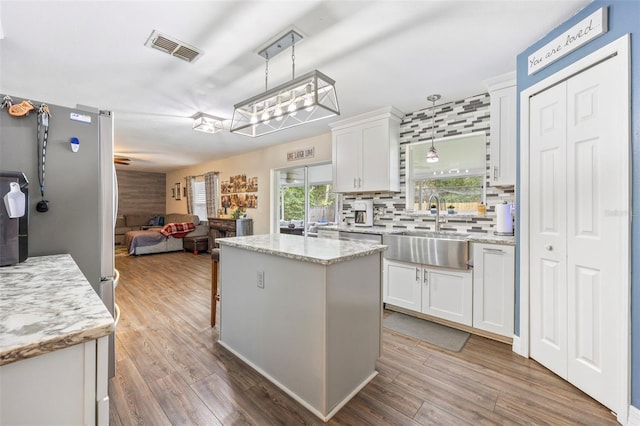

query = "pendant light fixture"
(426, 94), (441, 163)
(230, 30), (340, 137)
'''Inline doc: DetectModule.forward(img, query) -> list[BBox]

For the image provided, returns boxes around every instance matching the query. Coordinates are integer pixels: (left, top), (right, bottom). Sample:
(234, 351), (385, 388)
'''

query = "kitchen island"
(0, 254), (114, 425)
(216, 234), (386, 421)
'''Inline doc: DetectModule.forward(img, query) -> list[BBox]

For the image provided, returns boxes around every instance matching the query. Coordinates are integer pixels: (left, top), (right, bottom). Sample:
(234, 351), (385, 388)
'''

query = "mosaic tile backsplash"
(340, 92), (515, 235)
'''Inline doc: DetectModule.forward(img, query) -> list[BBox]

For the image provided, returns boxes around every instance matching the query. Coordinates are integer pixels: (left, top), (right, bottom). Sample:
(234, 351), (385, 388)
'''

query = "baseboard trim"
(511, 335), (524, 357)
(628, 405), (640, 426)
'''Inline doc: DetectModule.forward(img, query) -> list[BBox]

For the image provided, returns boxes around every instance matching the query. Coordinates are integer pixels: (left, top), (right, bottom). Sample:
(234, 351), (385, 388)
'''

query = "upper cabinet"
(485, 72), (516, 187)
(330, 107), (403, 193)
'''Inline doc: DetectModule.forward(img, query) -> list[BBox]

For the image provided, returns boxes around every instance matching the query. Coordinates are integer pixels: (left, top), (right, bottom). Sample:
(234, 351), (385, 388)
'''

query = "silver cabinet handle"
(423, 269), (428, 285)
(353, 178), (357, 188)
(545, 245), (553, 251)
(416, 267), (420, 281)
(494, 166), (499, 180)
(483, 248), (504, 254)
(358, 177), (362, 188)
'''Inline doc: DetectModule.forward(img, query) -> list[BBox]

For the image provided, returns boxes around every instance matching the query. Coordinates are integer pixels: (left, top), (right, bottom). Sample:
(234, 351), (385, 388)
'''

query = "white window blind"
(193, 180), (207, 221)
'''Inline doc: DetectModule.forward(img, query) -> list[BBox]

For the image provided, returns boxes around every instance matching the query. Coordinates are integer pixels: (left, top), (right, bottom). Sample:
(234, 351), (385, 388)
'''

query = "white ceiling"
(0, 0), (588, 172)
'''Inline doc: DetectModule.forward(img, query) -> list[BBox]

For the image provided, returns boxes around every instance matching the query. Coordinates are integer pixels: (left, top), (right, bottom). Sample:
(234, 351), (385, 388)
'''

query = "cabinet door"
(0, 340), (102, 425)
(489, 84), (516, 186)
(383, 259), (421, 311)
(422, 268), (472, 326)
(473, 243), (515, 336)
(333, 129), (361, 192)
(360, 120), (388, 192)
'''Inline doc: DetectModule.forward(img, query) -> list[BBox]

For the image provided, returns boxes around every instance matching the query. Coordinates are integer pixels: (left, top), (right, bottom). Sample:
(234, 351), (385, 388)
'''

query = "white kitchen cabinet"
(383, 258), (422, 311)
(421, 267), (473, 326)
(384, 258), (472, 326)
(330, 107), (402, 193)
(0, 336), (109, 426)
(485, 72), (516, 186)
(472, 243), (515, 337)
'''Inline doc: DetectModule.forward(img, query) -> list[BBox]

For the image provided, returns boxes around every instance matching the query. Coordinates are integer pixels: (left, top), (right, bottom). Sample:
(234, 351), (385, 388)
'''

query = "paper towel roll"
(496, 203), (514, 235)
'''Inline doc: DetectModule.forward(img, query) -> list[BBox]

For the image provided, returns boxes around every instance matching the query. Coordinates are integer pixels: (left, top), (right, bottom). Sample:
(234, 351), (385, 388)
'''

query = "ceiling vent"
(144, 30), (202, 63)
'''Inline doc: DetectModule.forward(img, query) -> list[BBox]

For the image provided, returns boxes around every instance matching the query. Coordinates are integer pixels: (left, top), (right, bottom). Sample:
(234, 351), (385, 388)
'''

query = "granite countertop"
(216, 233), (387, 265)
(0, 254), (115, 366)
(319, 225), (516, 246)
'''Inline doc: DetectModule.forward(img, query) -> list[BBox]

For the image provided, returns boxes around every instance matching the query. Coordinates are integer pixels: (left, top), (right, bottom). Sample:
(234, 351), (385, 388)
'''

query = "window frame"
(405, 132), (487, 213)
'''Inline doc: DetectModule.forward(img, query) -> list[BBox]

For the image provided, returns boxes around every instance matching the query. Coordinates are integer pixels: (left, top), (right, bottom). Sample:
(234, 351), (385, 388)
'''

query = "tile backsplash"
(340, 92), (515, 235)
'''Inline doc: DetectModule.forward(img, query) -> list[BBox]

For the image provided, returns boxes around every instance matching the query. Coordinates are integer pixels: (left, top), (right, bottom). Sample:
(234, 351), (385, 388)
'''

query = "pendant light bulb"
(274, 95), (283, 121)
(261, 101), (271, 124)
(288, 94), (298, 117)
(304, 83), (314, 111)
(426, 94), (441, 163)
(250, 104), (258, 125)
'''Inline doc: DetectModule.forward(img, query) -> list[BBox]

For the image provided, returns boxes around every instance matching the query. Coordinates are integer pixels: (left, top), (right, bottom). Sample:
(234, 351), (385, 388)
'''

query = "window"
(406, 132), (486, 212)
(192, 178), (207, 221)
(276, 163), (335, 235)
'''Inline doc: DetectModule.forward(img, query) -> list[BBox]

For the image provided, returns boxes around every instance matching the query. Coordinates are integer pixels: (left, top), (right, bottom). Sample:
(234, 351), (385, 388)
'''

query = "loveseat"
(115, 213), (207, 245)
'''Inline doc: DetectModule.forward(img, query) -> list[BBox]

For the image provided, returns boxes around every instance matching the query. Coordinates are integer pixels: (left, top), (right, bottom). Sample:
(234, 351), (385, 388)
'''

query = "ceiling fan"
(113, 155), (131, 166)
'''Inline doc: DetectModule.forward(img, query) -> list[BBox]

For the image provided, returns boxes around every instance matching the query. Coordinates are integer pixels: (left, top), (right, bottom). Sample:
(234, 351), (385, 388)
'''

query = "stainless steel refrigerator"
(0, 95), (118, 377)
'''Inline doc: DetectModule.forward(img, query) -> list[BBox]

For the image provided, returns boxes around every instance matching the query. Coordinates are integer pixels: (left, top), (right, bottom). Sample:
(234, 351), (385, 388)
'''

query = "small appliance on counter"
(0, 171), (29, 266)
(353, 199), (373, 227)
(495, 202), (515, 236)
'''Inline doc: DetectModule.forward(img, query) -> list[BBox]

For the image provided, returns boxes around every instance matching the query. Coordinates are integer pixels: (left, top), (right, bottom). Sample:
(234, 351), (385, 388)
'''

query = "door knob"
(545, 245), (553, 251)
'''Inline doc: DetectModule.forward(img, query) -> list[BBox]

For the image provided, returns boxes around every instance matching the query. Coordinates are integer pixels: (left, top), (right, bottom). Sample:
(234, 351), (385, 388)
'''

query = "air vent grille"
(144, 30), (202, 63)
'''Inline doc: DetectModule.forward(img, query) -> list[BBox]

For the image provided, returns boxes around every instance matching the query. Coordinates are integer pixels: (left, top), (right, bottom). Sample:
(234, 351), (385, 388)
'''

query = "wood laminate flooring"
(110, 251), (617, 425)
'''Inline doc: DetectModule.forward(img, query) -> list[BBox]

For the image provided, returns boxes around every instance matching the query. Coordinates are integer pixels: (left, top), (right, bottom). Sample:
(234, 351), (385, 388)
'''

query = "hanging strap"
(36, 104), (51, 204)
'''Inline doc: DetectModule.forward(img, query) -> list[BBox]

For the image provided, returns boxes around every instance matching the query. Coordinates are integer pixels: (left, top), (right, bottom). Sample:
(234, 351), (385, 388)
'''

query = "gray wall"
(116, 169), (166, 215)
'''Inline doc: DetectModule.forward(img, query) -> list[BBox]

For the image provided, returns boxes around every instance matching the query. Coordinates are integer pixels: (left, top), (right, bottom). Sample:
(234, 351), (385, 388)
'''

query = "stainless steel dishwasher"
(338, 230), (382, 244)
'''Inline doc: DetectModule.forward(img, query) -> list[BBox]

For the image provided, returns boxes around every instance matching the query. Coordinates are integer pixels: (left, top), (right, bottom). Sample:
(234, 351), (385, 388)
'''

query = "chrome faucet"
(428, 193), (442, 232)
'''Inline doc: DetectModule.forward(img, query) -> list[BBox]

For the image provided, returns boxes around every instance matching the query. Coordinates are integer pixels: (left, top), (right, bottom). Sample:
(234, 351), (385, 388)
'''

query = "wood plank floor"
(110, 251), (617, 425)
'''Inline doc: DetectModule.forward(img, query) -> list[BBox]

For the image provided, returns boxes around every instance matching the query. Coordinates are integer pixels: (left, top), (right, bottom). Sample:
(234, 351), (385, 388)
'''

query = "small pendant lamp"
(426, 94), (440, 163)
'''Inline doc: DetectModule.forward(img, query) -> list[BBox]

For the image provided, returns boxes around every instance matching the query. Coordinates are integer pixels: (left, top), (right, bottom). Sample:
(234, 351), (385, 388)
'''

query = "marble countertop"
(216, 233), (387, 265)
(0, 254), (115, 366)
(319, 225), (515, 246)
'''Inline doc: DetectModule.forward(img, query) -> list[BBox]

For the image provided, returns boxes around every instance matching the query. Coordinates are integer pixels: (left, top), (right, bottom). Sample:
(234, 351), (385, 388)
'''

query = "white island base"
(218, 236), (384, 421)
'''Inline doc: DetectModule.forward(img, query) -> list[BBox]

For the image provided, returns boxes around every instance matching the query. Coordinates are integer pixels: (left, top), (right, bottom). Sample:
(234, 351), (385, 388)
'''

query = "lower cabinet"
(383, 242), (515, 339)
(383, 259), (422, 311)
(422, 267), (473, 326)
(472, 243), (515, 337)
(0, 336), (109, 426)
(383, 259), (472, 326)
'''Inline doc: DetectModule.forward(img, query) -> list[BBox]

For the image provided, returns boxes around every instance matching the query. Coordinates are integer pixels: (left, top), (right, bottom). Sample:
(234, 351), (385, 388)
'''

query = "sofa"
(115, 213), (206, 245)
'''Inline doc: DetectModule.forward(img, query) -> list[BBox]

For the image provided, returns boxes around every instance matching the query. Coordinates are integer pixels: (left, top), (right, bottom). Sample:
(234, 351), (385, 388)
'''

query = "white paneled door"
(530, 82), (568, 378)
(529, 53), (627, 413)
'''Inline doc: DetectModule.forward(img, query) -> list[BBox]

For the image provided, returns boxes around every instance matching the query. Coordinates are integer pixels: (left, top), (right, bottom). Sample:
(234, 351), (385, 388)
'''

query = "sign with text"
(287, 147), (315, 161)
(527, 7), (607, 75)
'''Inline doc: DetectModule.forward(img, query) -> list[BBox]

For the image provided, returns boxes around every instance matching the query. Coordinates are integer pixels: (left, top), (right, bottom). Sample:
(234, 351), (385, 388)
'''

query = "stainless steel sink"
(383, 232), (469, 269)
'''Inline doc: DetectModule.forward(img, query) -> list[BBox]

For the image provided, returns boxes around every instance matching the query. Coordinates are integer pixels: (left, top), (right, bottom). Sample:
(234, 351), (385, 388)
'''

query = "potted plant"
(430, 204), (437, 214)
(448, 204), (456, 214)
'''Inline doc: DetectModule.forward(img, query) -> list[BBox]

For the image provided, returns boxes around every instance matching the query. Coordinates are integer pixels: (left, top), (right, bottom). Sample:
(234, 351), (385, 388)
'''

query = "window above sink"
(405, 132), (486, 213)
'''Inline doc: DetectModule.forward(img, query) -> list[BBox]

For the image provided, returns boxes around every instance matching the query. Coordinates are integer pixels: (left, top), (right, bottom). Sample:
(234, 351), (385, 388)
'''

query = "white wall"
(165, 132), (332, 234)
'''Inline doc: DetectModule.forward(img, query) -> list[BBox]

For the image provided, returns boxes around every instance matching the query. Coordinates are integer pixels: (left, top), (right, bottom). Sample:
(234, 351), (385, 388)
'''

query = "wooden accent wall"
(116, 169), (166, 215)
